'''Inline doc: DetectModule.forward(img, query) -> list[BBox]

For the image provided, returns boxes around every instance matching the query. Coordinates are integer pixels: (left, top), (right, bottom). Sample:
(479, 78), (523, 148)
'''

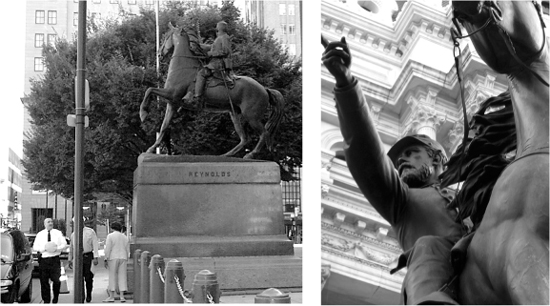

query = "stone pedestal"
(130, 154), (301, 290)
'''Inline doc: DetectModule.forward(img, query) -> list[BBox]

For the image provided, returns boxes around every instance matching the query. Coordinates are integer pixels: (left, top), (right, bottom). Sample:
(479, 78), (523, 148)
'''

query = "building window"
(279, 3), (286, 15)
(92, 12), (102, 20)
(35, 10), (45, 24)
(288, 44), (296, 56)
(289, 24), (295, 35)
(34, 34), (44, 48)
(280, 24), (287, 35)
(288, 4), (295, 15)
(34, 57), (44, 72)
(48, 11), (57, 25)
(128, 0), (136, 4)
(48, 34), (57, 45)
(73, 12), (78, 26)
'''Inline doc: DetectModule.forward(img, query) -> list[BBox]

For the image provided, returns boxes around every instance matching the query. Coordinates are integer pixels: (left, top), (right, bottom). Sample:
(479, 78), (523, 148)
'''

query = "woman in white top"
(103, 222), (129, 302)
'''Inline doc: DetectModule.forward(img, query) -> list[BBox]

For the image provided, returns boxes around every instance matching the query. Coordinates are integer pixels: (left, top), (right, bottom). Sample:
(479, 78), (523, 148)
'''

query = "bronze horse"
(139, 23), (285, 158)
(451, 1), (548, 304)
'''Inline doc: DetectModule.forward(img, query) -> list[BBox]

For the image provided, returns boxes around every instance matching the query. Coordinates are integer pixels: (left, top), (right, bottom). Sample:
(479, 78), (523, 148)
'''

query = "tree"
(22, 1), (302, 205)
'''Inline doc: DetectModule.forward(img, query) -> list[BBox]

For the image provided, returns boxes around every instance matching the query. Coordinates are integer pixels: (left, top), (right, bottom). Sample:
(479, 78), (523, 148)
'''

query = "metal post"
(254, 288), (291, 303)
(149, 255), (165, 303)
(139, 251), (151, 303)
(192, 270), (221, 303)
(133, 249), (142, 303)
(164, 259), (185, 303)
(73, 0), (87, 303)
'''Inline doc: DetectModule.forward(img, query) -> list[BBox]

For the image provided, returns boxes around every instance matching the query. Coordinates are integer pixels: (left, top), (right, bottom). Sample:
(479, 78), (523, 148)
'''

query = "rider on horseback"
(188, 21), (233, 109)
(323, 37), (463, 305)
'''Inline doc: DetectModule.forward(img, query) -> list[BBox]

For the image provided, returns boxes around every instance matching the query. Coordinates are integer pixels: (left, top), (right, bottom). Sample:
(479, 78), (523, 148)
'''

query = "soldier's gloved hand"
(322, 37), (354, 88)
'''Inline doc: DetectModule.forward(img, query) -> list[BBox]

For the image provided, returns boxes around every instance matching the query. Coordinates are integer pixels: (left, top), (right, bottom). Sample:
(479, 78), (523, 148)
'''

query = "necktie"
(47, 230), (51, 242)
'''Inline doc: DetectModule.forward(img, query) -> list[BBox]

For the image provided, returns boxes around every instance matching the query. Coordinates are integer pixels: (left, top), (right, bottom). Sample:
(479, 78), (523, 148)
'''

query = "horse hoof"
(243, 153), (255, 159)
(145, 147), (155, 154)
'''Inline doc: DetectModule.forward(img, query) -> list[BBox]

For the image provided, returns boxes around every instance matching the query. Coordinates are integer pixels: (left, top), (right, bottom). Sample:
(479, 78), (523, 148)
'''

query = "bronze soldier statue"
(322, 37), (463, 304)
(188, 21), (233, 108)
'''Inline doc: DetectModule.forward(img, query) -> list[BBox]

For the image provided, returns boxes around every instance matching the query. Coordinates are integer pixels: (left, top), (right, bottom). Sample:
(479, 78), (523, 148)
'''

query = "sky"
(0, 1), (26, 158)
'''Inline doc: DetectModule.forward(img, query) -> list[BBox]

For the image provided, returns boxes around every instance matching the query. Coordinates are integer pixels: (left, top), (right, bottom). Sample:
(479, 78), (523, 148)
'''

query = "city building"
(242, 1), (302, 58)
(0, 149), (23, 229)
(321, 0), (549, 304)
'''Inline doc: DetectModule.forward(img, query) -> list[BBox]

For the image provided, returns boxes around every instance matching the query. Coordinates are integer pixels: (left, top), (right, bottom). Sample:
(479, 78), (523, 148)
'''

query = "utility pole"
(73, 0), (87, 302)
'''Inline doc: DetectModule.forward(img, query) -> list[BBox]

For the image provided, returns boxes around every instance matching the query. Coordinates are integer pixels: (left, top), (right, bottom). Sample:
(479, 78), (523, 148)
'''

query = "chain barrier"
(157, 267), (165, 283)
(174, 275), (193, 303)
(202, 285), (215, 304)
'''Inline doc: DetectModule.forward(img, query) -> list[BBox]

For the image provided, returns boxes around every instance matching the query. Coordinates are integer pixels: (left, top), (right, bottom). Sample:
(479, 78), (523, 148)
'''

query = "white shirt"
(33, 228), (67, 258)
(69, 226), (99, 260)
(104, 231), (129, 260)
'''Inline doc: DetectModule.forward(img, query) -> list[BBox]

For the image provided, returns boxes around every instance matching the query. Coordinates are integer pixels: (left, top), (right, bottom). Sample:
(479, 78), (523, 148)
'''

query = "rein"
(451, 0), (549, 179)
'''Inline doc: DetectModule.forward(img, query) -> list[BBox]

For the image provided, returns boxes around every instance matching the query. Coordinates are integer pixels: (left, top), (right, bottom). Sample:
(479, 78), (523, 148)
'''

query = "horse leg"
(146, 102), (175, 153)
(222, 112), (249, 157)
(243, 117), (267, 159)
(140, 87), (174, 122)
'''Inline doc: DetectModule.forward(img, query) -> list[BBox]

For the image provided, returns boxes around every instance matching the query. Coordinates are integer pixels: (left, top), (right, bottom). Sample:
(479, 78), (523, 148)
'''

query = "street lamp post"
(73, 0), (87, 302)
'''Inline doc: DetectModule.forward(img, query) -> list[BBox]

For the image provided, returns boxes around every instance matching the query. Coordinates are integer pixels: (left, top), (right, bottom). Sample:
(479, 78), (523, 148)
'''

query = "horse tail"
(265, 88), (285, 152)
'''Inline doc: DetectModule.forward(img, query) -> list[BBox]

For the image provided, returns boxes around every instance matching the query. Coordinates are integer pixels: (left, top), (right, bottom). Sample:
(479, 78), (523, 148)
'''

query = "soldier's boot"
(188, 72), (207, 109)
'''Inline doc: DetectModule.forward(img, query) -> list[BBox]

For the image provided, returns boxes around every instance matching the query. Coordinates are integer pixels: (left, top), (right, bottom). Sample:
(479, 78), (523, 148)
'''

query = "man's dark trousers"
(39, 256), (61, 303)
(83, 252), (95, 302)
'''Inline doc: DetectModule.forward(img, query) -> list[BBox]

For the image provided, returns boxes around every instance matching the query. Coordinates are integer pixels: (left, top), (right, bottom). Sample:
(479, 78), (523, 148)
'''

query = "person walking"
(32, 218), (68, 304)
(103, 222), (129, 303)
(68, 218), (100, 302)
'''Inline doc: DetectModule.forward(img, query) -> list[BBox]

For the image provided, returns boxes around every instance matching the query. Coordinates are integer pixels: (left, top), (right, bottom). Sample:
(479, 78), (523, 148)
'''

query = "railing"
(132, 249), (292, 303)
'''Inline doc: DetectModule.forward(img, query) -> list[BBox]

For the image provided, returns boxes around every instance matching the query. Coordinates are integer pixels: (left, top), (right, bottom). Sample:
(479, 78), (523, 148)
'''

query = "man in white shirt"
(68, 218), (99, 303)
(33, 218), (67, 304)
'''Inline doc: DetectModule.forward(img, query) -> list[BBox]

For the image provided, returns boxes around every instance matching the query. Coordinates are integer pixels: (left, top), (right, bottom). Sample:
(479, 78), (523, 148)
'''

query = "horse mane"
(185, 29), (208, 63)
(440, 91), (516, 229)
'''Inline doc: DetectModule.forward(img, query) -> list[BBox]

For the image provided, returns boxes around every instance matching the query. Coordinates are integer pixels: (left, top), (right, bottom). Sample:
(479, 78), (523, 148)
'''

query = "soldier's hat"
(387, 134), (447, 168)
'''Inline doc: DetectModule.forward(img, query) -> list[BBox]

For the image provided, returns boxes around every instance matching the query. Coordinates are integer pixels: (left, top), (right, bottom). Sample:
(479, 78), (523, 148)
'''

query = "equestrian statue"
(322, 0), (548, 304)
(445, 1), (548, 304)
(140, 22), (284, 159)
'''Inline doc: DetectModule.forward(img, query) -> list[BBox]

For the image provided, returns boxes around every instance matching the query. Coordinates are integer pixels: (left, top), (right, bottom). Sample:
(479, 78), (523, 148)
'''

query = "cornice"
(322, 0), (453, 64)
(322, 222), (401, 253)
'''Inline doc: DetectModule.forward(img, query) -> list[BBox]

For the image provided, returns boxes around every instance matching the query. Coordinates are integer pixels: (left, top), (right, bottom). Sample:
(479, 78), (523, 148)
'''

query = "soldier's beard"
(400, 164), (433, 187)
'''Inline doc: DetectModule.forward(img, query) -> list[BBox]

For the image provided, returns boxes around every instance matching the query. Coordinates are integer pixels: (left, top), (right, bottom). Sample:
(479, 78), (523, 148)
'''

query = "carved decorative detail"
(321, 184), (331, 198)
(321, 264), (331, 290)
(321, 234), (399, 266)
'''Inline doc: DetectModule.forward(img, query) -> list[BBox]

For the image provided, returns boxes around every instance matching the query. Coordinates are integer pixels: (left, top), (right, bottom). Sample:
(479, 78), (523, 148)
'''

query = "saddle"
(207, 69), (238, 89)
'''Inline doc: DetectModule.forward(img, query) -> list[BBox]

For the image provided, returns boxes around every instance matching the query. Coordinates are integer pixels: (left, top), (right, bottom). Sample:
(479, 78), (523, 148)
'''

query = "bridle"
(450, 0), (548, 175)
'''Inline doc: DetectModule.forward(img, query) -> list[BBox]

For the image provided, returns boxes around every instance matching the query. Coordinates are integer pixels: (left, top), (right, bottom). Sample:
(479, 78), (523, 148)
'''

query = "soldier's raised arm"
(322, 37), (408, 225)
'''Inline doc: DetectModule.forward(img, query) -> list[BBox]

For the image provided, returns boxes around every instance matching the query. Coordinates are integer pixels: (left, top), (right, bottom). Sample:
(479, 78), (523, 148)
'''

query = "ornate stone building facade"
(321, 0), (549, 304)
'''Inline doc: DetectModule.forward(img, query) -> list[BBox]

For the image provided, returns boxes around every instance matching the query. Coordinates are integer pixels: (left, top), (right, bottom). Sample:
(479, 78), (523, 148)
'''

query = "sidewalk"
(56, 259), (302, 303)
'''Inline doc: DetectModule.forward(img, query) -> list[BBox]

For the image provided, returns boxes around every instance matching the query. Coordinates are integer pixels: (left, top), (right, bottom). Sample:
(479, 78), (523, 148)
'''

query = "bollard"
(139, 251), (151, 304)
(149, 254), (165, 303)
(133, 249), (142, 303)
(164, 259), (185, 303)
(192, 270), (221, 303)
(254, 288), (291, 303)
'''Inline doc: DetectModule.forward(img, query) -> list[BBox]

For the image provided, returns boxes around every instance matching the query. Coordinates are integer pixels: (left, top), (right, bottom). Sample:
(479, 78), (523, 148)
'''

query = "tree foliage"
(22, 1), (302, 204)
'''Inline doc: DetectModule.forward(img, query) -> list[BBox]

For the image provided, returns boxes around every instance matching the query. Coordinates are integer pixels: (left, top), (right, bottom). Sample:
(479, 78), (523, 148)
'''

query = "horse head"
(159, 22), (193, 59)
(452, 1), (546, 74)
